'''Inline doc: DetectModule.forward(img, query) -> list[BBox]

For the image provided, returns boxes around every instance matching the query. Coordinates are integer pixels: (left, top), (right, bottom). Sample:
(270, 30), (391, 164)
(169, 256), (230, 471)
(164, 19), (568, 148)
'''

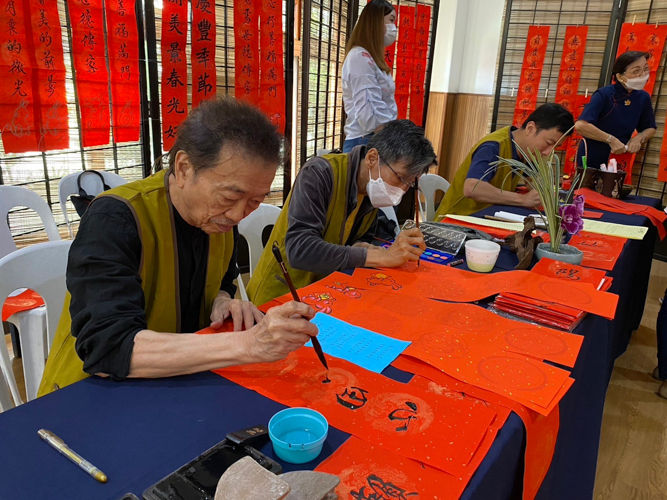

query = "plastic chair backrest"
(379, 206), (400, 237)
(58, 170), (127, 228)
(0, 240), (71, 409)
(419, 173), (450, 222)
(0, 185), (61, 260)
(238, 203), (281, 276)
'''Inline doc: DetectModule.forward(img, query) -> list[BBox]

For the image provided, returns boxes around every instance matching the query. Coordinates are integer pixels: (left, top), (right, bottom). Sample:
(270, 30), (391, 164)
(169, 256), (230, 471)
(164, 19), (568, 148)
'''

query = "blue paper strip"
(307, 312), (411, 373)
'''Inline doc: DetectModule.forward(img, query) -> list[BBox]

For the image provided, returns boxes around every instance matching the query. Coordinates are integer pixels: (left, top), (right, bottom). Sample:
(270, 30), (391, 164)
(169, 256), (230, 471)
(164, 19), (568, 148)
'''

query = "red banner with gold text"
(0, 0), (38, 152)
(161, 0), (188, 151)
(409, 4), (430, 126)
(554, 26), (588, 118)
(394, 5), (415, 120)
(68, 0), (110, 148)
(235, 0), (260, 106)
(259, 0), (286, 132)
(617, 23), (667, 96)
(564, 94), (591, 176)
(513, 26), (550, 128)
(105, 0), (140, 143)
(191, 0), (216, 108)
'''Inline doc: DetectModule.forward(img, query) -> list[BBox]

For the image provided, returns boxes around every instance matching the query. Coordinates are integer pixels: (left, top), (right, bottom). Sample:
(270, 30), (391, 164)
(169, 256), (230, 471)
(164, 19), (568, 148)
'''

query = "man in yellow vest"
(38, 98), (318, 396)
(247, 119), (437, 306)
(434, 103), (574, 218)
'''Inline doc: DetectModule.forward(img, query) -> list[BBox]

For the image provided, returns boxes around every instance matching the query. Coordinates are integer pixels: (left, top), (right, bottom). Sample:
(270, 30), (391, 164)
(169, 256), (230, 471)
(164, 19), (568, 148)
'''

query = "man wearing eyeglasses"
(246, 119), (437, 306)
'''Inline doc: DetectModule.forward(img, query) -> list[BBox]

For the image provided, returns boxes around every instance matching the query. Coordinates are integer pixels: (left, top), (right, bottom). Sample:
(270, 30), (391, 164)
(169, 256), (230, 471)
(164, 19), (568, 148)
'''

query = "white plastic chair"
(379, 206), (400, 237)
(419, 173), (450, 222)
(238, 203), (281, 277)
(0, 185), (61, 259)
(58, 170), (127, 237)
(0, 240), (71, 408)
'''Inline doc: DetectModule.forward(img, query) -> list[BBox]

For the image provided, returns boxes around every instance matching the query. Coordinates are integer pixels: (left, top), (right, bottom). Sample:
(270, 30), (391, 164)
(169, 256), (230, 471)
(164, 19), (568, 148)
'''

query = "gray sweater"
(285, 145), (378, 275)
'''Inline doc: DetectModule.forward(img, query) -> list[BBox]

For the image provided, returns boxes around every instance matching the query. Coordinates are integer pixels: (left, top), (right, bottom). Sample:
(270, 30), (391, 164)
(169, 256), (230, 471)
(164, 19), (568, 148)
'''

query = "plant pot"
(595, 171), (626, 199)
(576, 167), (599, 189)
(534, 243), (584, 265)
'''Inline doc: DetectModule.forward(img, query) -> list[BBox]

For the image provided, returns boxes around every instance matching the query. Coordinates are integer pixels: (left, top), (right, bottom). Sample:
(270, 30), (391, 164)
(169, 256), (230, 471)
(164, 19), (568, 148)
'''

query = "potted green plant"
(486, 131), (587, 265)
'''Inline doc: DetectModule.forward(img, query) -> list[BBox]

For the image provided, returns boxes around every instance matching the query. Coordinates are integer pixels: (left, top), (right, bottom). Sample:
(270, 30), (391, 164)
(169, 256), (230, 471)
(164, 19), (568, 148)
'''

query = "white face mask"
(384, 23), (397, 47)
(624, 73), (649, 90)
(367, 164), (405, 208)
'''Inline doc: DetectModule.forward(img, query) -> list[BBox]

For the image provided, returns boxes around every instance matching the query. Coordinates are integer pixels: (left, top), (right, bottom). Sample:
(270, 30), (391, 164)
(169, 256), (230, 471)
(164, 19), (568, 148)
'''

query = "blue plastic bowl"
(268, 407), (329, 464)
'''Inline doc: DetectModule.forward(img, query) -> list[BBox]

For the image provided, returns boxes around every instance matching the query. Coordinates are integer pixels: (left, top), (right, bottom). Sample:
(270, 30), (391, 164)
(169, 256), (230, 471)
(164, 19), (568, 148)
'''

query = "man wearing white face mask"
(575, 51), (657, 170)
(341, 0), (398, 153)
(247, 120), (436, 306)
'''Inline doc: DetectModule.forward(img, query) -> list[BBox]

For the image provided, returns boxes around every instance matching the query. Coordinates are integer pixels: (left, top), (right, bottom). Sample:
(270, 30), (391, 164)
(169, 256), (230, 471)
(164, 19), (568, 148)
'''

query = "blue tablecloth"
(0, 196), (659, 500)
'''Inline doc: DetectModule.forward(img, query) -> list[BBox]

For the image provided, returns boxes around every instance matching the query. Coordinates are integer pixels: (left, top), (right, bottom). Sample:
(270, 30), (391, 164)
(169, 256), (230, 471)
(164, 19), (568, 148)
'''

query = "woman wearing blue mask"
(246, 120), (436, 306)
(575, 51), (657, 171)
(341, 0), (397, 153)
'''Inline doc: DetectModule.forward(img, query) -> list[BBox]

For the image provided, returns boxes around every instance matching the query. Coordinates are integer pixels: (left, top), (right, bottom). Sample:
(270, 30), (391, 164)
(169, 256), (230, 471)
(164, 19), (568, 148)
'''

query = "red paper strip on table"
(234, 0), (260, 107)
(617, 23), (667, 97)
(394, 356), (561, 500)
(271, 273), (582, 412)
(213, 348), (497, 476)
(513, 26), (550, 128)
(0, 0), (38, 152)
(531, 258), (608, 288)
(409, 4), (430, 126)
(259, 0), (286, 132)
(30, 0), (69, 151)
(563, 94), (591, 175)
(105, 0), (140, 143)
(568, 231), (626, 271)
(394, 5), (415, 119)
(68, 0), (110, 148)
(2, 289), (43, 322)
(348, 260), (618, 319)
(316, 436), (467, 500)
(161, 0), (187, 151)
(577, 187), (667, 239)
(191, 0), (216, 109)
(583, 210), (604, 219)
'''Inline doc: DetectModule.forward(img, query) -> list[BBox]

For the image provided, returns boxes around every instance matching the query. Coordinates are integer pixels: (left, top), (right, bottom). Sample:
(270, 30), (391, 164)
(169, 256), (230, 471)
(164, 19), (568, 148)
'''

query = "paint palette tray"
(401, 220), (467, 255)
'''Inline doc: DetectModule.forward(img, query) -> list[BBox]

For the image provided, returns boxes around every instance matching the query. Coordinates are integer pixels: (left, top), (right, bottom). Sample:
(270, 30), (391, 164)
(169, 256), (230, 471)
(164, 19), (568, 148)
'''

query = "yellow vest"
(246, 153), (378, 306)
(434, 126), (520, 218)
(38, 170), (234, 396)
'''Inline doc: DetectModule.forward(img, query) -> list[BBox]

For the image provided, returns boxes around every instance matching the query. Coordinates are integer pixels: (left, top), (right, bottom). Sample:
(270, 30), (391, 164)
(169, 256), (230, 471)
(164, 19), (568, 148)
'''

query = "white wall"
(429, 0), (505, 95)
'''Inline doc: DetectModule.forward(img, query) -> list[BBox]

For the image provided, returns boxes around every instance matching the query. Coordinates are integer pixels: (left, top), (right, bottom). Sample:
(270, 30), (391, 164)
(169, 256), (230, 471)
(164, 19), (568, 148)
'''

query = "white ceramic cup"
(465, 240), (501, 273)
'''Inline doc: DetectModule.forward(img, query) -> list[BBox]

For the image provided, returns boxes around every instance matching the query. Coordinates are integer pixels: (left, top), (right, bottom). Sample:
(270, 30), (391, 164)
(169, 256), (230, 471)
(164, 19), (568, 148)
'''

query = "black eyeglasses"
(379, 158), (415, 189)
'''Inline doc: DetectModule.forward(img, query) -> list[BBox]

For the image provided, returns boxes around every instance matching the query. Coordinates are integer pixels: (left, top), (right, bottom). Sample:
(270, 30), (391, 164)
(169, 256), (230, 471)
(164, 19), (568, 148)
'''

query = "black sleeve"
(219, 226), (239, 297)
(285, 158), (368, 275)
(69, 197), (146, 380)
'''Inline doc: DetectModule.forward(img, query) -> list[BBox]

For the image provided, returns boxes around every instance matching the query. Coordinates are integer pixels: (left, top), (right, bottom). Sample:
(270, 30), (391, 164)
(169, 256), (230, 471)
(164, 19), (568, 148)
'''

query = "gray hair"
(366, 119), (437, 177)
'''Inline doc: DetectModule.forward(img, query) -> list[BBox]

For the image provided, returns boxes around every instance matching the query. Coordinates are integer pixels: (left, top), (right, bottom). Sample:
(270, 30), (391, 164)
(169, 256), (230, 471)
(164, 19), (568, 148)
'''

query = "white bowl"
(465, 240), (501, 273)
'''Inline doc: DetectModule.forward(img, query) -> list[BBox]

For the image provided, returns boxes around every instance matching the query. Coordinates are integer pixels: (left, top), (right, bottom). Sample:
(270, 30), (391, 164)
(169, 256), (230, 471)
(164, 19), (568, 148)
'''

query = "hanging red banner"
(259, 0), (286, 132)
(564, 94), (591, 176)
(383, 4), (397, 70)
(554, 26), (588, 116)
(160, 0), (188, 151)
(409, 4), (430, 126)
(394, 5), (415, 120)
(0, 0), (39, 153)
(28, 0), (69, 152)
(617, 23), (667, 96)
(659, 136), (667, 182)
(235, 0), (260, 106)
(191, 0), (216, 109)
(513, 26), (550, 128)
(105, 0), (140, 143)
(68, 0), (111, 148)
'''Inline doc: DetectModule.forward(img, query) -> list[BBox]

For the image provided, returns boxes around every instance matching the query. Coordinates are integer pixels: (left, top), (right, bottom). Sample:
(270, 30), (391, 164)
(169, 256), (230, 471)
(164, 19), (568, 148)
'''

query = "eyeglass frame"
(379, 157), (416, 190)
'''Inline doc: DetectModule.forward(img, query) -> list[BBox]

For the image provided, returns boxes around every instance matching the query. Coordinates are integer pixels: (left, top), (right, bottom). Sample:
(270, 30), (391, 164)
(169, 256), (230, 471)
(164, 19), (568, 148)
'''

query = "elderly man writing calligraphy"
(38, 98), (317, 396)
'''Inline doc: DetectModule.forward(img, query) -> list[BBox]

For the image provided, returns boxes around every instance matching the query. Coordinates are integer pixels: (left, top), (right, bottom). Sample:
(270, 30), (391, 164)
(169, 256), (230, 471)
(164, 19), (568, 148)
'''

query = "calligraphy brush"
(271, 242), (329, 371)
(414, 179), (420, 268)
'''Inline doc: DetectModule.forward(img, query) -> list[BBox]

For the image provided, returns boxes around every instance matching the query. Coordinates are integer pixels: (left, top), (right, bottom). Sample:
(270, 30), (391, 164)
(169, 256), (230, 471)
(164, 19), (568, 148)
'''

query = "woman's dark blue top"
(576, 82), (656, 169)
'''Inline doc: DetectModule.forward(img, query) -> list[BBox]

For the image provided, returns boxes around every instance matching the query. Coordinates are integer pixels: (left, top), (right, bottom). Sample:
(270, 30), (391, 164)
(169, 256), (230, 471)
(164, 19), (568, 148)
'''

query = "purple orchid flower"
(559, 199), (585, 235)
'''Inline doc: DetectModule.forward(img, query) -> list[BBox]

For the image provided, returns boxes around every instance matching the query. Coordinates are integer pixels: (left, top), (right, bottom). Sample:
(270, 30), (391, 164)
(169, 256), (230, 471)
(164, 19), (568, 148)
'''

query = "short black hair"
(366, 119), (437, 177)
(159, 97), (284, 173)
(521, 103), (574, 135)
(612, 51), (649, 82)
